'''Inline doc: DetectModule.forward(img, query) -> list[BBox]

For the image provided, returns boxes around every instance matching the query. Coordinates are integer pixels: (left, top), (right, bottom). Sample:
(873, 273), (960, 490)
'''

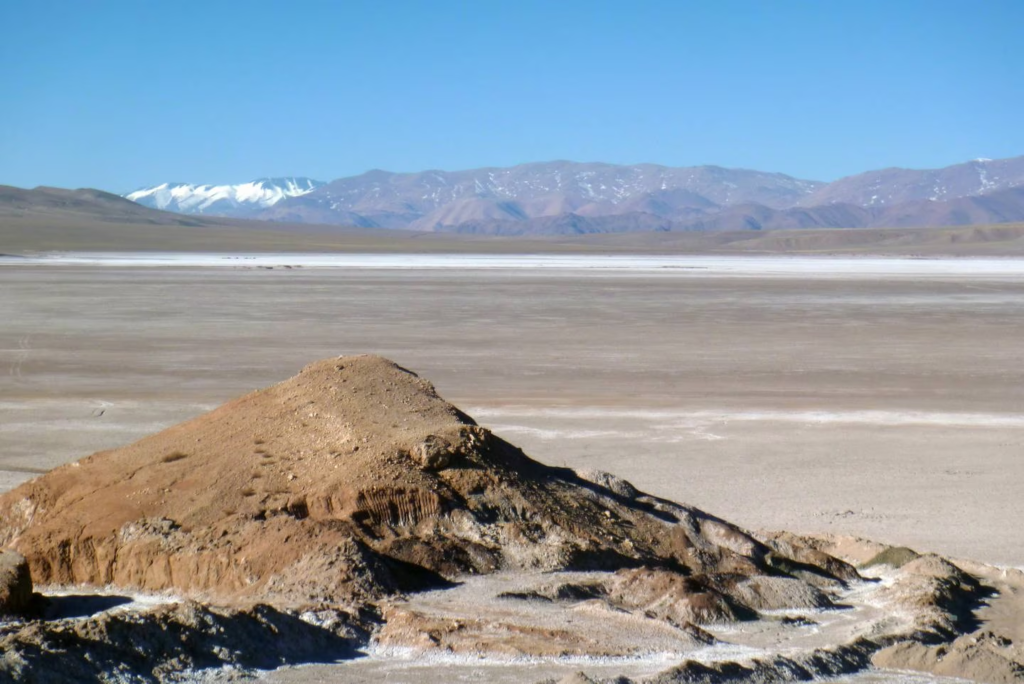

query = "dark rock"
(0, 550), (33, 617)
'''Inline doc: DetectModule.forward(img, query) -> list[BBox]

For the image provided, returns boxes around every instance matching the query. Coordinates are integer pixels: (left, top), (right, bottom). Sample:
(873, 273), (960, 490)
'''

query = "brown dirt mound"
(0, 355), (851, 608)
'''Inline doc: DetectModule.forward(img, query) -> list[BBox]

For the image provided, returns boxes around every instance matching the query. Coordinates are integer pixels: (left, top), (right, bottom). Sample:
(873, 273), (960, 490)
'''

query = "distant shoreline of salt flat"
(5, 252), (1024, 278)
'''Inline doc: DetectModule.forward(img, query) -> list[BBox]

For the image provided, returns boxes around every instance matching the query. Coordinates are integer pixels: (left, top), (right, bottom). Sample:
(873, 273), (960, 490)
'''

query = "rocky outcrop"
(647, 640), (878, 684)
(0, 601), (368, 684)
(873, 631), (1024, 683)
(0, 551), (33, 617)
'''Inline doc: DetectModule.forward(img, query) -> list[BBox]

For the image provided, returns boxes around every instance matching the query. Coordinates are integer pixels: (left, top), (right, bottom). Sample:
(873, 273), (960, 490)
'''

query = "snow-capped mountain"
(124, 178), (324, 218)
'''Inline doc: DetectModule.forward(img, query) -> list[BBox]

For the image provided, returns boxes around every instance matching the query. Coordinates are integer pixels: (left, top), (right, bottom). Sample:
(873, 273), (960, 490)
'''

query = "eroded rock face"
(488, 566), (837, 629)
(873, 631), (1024, 684)
(646, 640), (878, 684)
(0, 551), (32, 617)
(0, 355), (855, 608)
(0, 601), (368, 684)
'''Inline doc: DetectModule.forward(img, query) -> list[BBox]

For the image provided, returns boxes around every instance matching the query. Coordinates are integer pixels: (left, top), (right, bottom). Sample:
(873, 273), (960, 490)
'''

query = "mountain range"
(5, 183), (1024, 256)
(113, 154), (1024, 235)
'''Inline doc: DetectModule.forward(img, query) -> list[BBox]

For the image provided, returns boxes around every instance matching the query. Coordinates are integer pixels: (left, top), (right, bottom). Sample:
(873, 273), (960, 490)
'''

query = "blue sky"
(1, 0), (1022, 192)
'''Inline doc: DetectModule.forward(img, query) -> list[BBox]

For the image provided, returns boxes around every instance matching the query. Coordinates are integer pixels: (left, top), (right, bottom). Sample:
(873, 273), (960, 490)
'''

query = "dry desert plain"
(1, 253), (1023, 682)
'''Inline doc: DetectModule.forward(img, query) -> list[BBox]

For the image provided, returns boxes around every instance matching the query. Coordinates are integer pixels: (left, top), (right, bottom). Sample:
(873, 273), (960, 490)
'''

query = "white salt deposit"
(4, 253), (1024, 279)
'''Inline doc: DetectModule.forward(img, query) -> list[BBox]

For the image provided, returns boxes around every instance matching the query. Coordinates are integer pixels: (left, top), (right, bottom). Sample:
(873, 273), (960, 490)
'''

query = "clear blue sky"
(2, 0), (1022, 192)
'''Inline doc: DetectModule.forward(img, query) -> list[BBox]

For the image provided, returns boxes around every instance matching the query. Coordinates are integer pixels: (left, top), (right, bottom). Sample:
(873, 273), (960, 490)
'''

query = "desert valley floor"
(1, 253), (1022, 682)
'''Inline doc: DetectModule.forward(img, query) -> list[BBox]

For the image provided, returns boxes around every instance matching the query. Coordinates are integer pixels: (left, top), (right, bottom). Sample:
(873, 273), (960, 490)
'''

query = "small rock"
(575, 469), (640, 500)
(413, 436), (456, 471)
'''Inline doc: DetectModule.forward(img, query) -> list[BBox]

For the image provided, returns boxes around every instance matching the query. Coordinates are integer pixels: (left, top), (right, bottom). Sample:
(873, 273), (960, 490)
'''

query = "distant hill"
(0, 185), (209, 225)
(121, 156), (1024, 235)
(294, 162), (821, 229)
(670, 186), (1024, 233)
(430, 187), (1024, 236)
(0, 184), (432, 253)
(795, 157), (1024, 207)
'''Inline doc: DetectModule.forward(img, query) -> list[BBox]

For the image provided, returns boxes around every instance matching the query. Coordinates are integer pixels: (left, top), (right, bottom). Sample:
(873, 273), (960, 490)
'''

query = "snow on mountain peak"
(125, 177), (324, 216)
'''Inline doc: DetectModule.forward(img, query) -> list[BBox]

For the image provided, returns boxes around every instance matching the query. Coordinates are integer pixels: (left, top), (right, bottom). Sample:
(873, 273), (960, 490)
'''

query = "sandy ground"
(1, 258), (1022, 578)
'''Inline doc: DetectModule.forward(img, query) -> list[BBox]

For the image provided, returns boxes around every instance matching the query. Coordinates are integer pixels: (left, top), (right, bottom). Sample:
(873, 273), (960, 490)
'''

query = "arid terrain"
(2, 256), (1022, 564)
(0, 254), (1022, 682)
(6, 0), (1022, 679)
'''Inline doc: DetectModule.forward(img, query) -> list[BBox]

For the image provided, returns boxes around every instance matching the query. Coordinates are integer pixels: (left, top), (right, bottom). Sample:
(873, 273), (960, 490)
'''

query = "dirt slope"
(0, 356), (851, 609)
